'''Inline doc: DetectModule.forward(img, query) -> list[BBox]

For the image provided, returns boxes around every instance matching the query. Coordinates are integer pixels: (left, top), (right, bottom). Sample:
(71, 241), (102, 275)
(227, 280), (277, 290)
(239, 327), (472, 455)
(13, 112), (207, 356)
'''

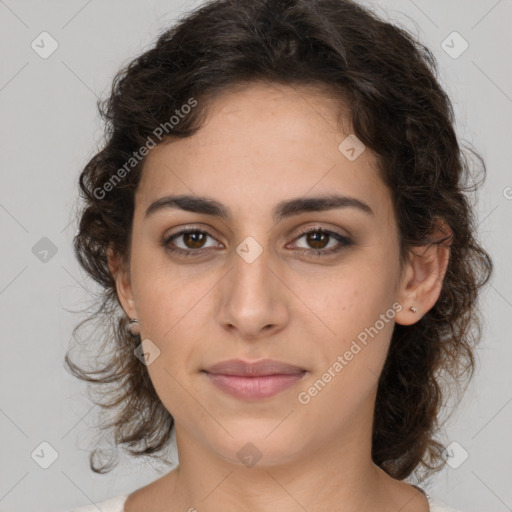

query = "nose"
(216, 247), (289, 340)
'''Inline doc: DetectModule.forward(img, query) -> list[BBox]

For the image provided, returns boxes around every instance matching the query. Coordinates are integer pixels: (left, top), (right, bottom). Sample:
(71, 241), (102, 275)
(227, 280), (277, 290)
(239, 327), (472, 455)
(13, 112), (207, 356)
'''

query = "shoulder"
(428, 497), (465, 512)
(66, 494), (129, 512)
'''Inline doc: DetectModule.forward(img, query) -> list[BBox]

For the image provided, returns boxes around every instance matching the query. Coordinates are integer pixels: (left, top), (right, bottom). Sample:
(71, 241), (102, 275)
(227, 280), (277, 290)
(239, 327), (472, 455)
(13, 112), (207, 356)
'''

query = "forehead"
(136, 82), (392, 223)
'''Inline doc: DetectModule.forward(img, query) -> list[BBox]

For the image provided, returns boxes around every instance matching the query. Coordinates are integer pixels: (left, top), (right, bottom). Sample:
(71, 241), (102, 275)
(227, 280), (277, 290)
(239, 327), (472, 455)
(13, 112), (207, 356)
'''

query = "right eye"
(163, 228), (222, 256)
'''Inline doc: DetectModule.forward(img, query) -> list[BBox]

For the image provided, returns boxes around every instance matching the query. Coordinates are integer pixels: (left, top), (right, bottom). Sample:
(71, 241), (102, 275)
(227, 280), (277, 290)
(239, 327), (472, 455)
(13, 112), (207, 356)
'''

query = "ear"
(395, 218), (452, 326)
(107, 243), (137, 320)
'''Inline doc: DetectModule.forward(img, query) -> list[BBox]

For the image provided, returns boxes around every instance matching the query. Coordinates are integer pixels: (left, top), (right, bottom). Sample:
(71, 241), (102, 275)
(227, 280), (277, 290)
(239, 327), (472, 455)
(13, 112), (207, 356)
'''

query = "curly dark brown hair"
(65, 0), (493, 482)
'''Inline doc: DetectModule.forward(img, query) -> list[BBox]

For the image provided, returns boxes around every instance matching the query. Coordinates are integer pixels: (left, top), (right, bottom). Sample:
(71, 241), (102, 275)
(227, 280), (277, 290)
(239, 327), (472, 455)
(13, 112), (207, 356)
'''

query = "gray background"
(0, 0), (511, 511)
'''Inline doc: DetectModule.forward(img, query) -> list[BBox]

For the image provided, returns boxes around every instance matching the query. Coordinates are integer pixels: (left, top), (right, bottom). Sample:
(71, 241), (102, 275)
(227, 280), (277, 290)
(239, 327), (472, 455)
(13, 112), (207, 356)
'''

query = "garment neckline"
(118, 484), (436, 510)
(411, 484), (431, 500)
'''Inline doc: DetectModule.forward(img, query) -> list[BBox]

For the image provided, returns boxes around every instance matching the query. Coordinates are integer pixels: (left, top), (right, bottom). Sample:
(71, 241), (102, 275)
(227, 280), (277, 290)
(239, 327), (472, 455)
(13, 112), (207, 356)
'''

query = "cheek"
(295, 257), (398, 380)
(143, 357), (199, 429)
(296, 298), (396, 422)
(301, 263), (397, 335)
(135, 292), (203, 422)
(131, 248), (202, 335)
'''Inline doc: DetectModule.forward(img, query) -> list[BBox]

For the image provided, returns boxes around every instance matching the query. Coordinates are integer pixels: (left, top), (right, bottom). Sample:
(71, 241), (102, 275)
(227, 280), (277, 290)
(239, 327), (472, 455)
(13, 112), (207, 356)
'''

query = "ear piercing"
(410, 306), (417, 313)
(128, 317), (140, 336)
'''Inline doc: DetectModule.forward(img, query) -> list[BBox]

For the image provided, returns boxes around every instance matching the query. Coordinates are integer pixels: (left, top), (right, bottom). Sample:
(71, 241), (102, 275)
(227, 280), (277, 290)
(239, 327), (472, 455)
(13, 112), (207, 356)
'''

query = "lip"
(202, 358), (307, 400)
(203, 358), (306, 376)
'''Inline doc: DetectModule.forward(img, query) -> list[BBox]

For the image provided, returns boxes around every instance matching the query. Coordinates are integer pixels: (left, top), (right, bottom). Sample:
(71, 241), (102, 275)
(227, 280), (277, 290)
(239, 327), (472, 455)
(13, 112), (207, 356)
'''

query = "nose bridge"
(229, 237), (275, 307)
(234, 239), (271, 291)
(217, 234), (288, 337)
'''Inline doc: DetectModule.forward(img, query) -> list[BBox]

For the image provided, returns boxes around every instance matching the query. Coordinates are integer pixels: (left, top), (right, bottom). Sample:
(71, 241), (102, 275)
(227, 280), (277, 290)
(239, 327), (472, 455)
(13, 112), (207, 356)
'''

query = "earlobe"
(107, 244), (137, 320)
(395, 219), (452, 326)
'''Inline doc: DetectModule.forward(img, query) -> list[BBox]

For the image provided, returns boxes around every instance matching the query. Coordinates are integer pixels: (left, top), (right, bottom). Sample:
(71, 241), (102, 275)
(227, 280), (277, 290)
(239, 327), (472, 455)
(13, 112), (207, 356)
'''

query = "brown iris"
(306, 231), (329, 249)
(183, 231), (207, 249)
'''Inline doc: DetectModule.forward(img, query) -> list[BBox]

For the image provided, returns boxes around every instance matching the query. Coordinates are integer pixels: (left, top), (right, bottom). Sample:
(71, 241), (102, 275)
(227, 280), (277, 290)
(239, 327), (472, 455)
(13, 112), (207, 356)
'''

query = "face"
(111, 82), (419, 469)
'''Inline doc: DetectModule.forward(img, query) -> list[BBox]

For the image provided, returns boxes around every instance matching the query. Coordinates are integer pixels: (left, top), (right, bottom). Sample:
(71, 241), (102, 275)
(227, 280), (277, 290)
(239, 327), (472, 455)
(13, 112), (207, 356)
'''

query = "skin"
(108, 81), (450, 512)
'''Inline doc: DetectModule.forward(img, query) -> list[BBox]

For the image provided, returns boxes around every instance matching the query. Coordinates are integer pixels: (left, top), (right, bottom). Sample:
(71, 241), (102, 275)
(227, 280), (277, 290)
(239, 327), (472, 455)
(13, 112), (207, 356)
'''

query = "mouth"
(202, 358), (307, 400)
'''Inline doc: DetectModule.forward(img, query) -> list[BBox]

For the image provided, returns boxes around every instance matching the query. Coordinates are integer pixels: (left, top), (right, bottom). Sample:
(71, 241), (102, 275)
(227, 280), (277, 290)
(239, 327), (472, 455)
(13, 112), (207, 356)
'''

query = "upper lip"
(203, 358), (306, 376)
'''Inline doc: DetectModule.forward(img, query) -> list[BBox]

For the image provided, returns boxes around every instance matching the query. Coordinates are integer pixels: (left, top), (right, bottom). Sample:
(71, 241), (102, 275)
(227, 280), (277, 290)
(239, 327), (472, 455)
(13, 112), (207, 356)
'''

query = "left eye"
(163, 227), (352, 257)
(290, 228), (353, 256)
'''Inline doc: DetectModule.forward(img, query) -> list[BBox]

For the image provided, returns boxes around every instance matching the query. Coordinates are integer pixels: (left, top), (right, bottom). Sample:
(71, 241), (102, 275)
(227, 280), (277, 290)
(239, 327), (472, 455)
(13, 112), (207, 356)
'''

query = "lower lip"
(203, 371), (306, 400)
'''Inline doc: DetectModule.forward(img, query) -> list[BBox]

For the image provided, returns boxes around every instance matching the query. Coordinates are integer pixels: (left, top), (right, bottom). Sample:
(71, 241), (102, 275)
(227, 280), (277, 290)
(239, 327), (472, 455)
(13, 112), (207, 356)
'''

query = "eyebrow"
(144, 193), (374, 222)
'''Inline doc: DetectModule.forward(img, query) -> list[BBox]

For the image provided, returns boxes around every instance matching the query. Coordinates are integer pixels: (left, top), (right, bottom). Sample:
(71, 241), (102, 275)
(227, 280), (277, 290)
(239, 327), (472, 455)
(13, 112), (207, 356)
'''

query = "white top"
(67, 493), (464, 511)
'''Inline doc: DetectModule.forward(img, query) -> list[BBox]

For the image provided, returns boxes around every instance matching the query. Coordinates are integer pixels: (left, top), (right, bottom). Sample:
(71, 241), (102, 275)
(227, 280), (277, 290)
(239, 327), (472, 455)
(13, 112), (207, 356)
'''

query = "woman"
(64, 0), (493, 510)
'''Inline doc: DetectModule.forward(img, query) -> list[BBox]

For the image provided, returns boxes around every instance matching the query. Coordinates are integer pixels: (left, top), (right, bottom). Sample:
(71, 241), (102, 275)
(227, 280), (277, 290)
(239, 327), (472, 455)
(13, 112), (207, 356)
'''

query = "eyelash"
(162, 226), (353, 258)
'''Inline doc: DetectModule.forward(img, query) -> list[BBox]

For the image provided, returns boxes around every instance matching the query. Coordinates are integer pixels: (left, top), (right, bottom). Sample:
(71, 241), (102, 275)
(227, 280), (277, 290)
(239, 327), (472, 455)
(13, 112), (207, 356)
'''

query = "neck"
(159, 424), (416, 512)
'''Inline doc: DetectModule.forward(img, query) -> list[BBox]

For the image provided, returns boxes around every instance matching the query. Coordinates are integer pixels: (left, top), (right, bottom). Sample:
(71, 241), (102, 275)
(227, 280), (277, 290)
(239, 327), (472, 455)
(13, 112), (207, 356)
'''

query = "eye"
(163, 228), (221, 256)
(290, 227), (353, 257)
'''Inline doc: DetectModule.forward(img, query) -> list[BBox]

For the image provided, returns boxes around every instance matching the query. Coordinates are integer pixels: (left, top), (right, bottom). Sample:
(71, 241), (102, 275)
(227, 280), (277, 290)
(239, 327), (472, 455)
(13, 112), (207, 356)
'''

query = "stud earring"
(128, 318), (140, 336)
(410, 306), (417, 313)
